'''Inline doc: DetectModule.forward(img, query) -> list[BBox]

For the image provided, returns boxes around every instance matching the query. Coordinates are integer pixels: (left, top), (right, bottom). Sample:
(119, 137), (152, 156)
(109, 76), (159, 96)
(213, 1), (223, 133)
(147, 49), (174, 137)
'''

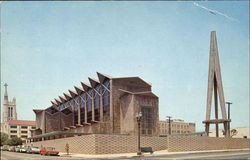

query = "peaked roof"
(81, 82), (92, 91)
(63, 93), (72, 101)
(74, 86), (84, 95)
(97, 72), (112, 83)
(51, 100), (57, 105)
(44, 72), (155, 111)
(54, 98), (62, 105)
(88, 77), (100, 88)
(68, 89), (77, 98)
(59, 96), (66, 103)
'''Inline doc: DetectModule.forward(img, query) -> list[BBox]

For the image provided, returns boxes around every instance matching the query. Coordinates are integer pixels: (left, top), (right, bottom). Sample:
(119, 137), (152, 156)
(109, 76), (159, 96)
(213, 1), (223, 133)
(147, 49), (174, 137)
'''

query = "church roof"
(8, 120), (36, 126)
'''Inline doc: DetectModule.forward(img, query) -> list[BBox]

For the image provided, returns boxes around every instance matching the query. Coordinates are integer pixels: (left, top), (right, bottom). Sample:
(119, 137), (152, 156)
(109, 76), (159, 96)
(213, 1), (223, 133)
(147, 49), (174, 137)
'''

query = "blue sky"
(1, 1), (249, 131)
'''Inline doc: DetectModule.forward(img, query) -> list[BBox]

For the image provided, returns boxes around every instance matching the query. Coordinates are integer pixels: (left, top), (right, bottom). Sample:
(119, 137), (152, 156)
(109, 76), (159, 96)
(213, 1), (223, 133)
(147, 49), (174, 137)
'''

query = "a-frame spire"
(203, 31), (230, 137)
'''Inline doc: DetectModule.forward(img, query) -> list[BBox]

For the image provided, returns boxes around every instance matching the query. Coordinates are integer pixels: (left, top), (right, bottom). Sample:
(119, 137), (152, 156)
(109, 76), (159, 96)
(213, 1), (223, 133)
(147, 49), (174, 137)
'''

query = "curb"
(58, 148), (250, 159)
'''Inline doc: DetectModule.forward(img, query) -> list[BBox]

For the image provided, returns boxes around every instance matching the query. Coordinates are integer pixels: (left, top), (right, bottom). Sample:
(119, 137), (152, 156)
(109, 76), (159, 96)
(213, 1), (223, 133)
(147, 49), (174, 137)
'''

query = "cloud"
(193, 2), (239, 22)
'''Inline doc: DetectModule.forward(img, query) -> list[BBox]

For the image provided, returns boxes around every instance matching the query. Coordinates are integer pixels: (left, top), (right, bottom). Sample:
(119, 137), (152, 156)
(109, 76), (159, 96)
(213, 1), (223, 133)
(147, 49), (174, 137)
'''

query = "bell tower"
(2, 83), (17, 122)
(202, 31), (230, 137)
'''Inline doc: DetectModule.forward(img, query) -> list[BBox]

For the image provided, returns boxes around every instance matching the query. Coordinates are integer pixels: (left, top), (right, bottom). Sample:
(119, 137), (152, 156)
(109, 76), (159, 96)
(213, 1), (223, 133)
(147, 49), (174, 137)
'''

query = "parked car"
(27, 146), (39, 154)
(2, 145), (9, 151)
(20, 146), (27, 153)
(40, 147), (59, 156)
(8, 146), (15, 152)
(15, 146), (21, 152)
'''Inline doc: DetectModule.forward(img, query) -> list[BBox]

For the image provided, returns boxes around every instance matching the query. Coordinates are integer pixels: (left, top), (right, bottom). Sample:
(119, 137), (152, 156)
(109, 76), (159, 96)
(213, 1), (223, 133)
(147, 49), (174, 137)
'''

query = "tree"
(0, 132), (9, 146)
(7, 137), (22, 146)
(222, 129), (238, 137)
(230, 129), (238, 137)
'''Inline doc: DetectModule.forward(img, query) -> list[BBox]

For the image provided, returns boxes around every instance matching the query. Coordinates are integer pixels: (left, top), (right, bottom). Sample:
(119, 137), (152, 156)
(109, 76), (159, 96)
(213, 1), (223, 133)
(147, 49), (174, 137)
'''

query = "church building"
(1, 83), (36, 140)
(31, 72), (159, 141)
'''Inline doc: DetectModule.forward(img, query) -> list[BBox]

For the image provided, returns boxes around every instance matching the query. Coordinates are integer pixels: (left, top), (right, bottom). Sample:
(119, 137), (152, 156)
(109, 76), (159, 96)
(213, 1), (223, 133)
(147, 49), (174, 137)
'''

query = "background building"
(159, 119), (195, 135)
(31, 72), (159, 141)
(1, 83), (36, 140)
(1, 120), (36, 139)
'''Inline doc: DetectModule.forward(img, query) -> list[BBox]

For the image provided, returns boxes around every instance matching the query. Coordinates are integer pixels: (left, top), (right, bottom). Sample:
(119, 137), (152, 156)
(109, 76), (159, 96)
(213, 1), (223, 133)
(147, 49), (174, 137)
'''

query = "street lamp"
(136, 112), (142, 155)
(226, 102), (232, 137)
(166, 116), (172, 135)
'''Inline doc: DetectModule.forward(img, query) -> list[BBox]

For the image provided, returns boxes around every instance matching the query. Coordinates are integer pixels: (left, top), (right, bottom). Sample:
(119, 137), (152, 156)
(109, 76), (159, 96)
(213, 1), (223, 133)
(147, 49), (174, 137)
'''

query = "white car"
(20, 147), (27, 153)
(27, 146), (40, 154)
(15, 146), (21, 152)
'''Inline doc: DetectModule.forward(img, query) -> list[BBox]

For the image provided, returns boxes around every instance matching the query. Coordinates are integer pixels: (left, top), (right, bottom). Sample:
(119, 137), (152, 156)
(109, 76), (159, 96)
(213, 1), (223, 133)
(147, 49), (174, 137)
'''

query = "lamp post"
(166, 116), (172, 135)
(226, 102), (232, 137)
(136, 112), (142, 155)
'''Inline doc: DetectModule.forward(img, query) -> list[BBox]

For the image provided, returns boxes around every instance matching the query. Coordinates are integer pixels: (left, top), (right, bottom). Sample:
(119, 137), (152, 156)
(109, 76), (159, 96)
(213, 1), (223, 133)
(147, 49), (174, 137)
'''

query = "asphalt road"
(1, 150), (250, 160)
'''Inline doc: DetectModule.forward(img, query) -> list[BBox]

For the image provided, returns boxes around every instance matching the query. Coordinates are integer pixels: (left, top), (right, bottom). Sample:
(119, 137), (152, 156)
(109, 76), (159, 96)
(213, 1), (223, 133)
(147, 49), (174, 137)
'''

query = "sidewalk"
(59, 148), (250, 159)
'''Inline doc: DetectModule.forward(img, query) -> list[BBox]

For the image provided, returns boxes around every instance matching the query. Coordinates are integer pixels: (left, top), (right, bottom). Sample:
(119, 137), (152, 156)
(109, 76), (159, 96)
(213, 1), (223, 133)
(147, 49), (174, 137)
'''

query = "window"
(10, 125), (17, 128)
(94, 84), (101, 121)
(102, 79), (110, 119)
(102, 80), (110, 119)
(87, 90), (93, 123)
(10, 135), (17, 138)
(45, 107), (58, 114)
(21, 126), (28, 129)
(31, 126), (36, 129)
(21, 131), (27, 134)
(80, 93), (86, 124)
(21, 135), (27, 138)
(71, 98), (79, 125)
(10, 130), (17, 133)
(141, 106), (153, 135)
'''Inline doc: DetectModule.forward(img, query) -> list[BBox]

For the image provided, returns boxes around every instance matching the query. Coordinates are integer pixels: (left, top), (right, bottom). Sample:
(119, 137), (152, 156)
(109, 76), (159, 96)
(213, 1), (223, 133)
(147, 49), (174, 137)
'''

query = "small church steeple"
(2, 83), (17, 122)
(3, 83), (8, 105)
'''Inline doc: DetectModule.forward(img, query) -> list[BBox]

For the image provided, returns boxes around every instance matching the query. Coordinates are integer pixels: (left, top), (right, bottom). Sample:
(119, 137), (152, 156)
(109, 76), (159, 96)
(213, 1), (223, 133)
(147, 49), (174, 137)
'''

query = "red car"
(40, 147), (59, 156)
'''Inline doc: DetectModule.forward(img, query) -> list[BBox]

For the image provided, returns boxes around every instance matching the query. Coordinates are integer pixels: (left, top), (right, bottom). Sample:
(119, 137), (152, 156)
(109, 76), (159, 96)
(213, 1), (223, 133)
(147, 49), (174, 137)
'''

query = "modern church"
(31, 72), (159, 141)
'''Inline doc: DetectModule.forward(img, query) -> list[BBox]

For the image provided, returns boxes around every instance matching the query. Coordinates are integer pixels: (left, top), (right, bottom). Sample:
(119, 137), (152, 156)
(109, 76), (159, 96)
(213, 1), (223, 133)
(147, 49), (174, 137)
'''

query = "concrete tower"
(202, 31), (230, 137)
(2, 83), (17, 122)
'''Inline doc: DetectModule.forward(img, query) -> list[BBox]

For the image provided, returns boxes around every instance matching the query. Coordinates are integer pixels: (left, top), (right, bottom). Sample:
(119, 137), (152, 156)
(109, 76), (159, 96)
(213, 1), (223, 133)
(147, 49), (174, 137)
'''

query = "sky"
(1, 1), (249, 131)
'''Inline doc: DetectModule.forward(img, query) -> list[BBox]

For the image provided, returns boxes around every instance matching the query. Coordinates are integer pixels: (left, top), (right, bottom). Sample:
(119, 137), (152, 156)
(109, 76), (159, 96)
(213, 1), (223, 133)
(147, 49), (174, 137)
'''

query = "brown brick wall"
(60, 112), (73, 129)
(120, 94), (135, 135)
(29, 135), (96, 154)
(112, 79), (153, 135)
(35, 111), (45, 134)
(95, 134), (167, 154)
(168, 136), (250, 152)
(45, 112), (61, 133)
(28, 134), (167, 154)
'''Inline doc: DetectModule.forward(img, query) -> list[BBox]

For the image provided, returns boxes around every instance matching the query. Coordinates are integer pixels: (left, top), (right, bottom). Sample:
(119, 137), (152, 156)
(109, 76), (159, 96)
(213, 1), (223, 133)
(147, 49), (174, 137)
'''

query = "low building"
(1, 120), (36, 140)
(159, 119), (195, 135)
(31, 72), (159, 142)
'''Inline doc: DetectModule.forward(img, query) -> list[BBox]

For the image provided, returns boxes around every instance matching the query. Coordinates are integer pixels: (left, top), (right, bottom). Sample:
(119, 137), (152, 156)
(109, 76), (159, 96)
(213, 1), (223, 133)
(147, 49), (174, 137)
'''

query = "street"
(1, 150), (250, 160)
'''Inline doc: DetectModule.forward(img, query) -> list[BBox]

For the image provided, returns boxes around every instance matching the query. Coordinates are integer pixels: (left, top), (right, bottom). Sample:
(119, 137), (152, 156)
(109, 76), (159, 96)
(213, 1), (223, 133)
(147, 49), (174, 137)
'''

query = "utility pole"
(166, 116), (172, 135)
(226, 102), (232, 137)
